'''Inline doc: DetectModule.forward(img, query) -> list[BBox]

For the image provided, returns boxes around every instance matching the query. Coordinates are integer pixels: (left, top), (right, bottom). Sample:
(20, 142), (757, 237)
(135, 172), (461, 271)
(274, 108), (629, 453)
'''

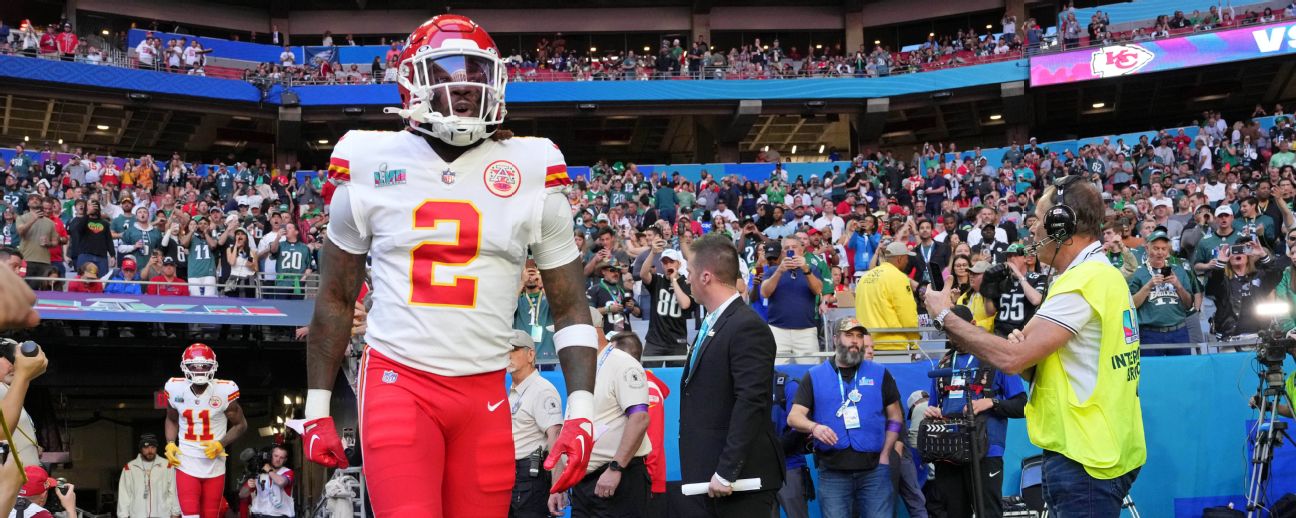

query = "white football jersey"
(164, 377), (239, 478)
(326, 130), (579, 377)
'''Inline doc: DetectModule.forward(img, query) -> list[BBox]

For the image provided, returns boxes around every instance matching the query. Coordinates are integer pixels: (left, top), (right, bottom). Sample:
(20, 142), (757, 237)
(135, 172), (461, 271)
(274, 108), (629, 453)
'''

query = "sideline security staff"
(923, 177), (1145, 516)
(786, 318), (903, 518)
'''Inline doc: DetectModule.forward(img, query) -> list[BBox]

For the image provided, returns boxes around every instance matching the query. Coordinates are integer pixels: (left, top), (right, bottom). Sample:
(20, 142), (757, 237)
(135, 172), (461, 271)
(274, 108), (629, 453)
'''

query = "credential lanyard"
(836, 364), (862, 410)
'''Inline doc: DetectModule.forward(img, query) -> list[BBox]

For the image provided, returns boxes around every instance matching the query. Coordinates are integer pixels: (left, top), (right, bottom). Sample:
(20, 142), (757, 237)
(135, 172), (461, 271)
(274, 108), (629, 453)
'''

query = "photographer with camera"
(117, 434), (181, 518)
(980, 244), (1047, 338)
(1128, 231), (1198, 355)
(9, 466), (76, 518)
(1204, 239), (1284, 340)
(588, 259), (639, 336)
(639, 239), (693, 363)
(239, 445), (294, 518)
(0, 339), (43, 468)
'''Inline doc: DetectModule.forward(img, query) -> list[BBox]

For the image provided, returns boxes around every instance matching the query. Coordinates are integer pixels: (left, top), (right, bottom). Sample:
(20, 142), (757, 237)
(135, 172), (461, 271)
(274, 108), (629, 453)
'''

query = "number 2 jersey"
(326, 130), (581, 377)
(163, 377), (239, 478)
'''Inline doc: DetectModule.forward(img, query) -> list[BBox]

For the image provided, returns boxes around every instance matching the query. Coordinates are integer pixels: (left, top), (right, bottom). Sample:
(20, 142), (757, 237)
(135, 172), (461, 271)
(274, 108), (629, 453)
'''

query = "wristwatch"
(932, 308), (952, 331)
(608, 460), (624, 473)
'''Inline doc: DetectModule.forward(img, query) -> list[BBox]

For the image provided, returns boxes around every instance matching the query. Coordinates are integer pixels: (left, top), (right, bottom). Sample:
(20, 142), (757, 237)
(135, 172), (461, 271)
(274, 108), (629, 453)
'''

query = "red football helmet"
(181, 343), (219, 385)
(385, 15), (507, 146)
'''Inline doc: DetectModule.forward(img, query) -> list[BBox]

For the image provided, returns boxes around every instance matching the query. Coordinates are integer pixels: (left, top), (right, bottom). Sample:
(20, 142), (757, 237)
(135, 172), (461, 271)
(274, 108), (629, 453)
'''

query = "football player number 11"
(411, 200), (482, 307)
(182, 409), (214, 441)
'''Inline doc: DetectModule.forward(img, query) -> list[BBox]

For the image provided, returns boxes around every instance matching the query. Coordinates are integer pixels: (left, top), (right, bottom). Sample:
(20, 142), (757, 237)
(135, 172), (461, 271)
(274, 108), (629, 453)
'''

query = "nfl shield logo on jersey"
(382, 370), (398, 384)
(441, 168), (457, 186)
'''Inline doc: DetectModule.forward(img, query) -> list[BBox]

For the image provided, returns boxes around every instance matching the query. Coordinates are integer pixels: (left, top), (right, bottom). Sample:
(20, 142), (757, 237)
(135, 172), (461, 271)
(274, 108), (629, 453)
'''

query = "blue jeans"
(1041, 451), (1139, 517)
(75, 253), (108, 277)
(1140, 325), (1191, 356)
(817, 463), (894, 518)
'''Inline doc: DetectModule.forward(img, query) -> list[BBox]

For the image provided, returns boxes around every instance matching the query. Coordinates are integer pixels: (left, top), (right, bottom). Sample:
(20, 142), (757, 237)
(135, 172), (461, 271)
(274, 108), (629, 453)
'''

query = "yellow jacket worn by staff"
(1026, 260), (1146, 479)
(854, 262), (919, 351)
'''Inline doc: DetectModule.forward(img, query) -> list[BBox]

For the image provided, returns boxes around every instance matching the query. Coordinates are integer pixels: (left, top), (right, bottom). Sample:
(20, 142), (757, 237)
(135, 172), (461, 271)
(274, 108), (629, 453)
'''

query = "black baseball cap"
(162, 257), (176, 266)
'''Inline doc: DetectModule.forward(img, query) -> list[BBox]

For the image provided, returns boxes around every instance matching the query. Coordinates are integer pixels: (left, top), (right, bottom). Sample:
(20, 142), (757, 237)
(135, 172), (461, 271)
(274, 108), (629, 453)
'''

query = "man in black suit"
(678, 235), (784, 516)
(913, 218), (950, 291)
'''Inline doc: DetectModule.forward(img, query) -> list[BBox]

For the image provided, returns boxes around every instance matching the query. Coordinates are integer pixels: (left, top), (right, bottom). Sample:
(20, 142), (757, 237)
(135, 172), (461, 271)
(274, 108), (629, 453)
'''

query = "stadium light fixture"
(814, 44), (822, 49)
(101, 29), (109, 36)
(819, 144), (825, 154)
(283, 395), (292, 405)
(989, 114), (1002, 121)
(96, 124), (110, 131)
(763, 45), (769, 50)
(791, 145), (798, 154)
(643, 46), (650, 52)
(1091, 102), (1106, 109)
(57, 139), (63, 145)
(23, 136), (28, 142)
(929, 33), (935, 37)
(873, 40), (881, 45)
(763, 145), (769, 152)
(986, 24), (992, 29)
(590, 47), (597, 52)
(318, 139), (329, 144)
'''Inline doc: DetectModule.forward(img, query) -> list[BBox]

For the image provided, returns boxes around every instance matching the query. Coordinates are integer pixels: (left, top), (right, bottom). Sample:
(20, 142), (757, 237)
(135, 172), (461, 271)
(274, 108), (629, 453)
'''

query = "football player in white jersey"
(298, 14), (598, 518)
(163, 343), (247, 518)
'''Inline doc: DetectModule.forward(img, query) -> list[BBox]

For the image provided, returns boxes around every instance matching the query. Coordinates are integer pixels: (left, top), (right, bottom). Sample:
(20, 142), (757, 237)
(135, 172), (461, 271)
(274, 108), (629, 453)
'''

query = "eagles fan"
(271, 224), (314, 299)
(980, 244), (1047, 337)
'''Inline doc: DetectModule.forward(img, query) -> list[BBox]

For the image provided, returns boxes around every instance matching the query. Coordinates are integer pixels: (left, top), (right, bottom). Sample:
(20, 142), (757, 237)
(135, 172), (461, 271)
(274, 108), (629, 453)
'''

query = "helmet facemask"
(387, 46), (507, 147)
(182, 359), (217, 385)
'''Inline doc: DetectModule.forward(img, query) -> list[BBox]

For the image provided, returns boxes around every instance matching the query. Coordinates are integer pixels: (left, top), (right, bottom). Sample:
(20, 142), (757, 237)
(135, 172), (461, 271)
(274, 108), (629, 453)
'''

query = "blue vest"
(771, 373), (807, 469)
(809, 360), (885, 453)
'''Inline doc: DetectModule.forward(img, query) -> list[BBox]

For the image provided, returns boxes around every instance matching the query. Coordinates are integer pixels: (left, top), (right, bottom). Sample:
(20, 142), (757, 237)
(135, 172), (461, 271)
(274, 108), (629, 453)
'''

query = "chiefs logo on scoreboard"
(1089, 44), (1154, 79)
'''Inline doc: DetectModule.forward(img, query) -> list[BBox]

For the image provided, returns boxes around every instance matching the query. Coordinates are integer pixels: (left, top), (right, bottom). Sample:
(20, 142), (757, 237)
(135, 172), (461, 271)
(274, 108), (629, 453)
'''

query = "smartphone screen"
(786, 250), (795, 258)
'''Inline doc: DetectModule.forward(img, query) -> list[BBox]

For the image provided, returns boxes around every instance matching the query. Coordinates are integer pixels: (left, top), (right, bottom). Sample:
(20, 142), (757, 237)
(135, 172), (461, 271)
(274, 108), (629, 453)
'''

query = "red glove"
(544, 417), (593, 493)
(301, 416), (349, 468)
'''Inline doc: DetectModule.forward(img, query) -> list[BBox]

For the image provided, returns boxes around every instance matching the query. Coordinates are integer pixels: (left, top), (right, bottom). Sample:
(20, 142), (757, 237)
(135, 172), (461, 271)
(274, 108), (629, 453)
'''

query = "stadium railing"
(23, 273), (319, 299)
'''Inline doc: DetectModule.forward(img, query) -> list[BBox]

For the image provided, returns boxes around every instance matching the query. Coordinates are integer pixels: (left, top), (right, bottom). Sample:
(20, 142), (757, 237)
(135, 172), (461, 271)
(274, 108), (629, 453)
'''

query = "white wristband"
(565, 390), (594, 422)
(553, 324), (598, 351)
(304, 389), (332, 420)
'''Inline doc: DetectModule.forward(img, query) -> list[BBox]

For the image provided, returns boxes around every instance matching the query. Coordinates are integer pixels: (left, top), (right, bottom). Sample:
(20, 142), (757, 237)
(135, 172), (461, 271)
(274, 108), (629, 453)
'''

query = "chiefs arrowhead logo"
(1089, 44), (1154, 79)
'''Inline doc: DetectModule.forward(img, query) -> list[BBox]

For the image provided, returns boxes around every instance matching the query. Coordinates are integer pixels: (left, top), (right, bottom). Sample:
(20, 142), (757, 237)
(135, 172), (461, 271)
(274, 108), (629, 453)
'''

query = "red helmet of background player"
(384, 14), (507, 147)
(181, 343), (219, 385)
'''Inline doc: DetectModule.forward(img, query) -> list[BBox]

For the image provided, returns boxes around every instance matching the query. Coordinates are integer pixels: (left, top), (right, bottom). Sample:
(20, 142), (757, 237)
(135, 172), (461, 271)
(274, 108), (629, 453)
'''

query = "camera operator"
(979, 244), (1047, 337)
(923, 325), (1027, 518)
(1205, 239), (1284, 339)
(10, 465), (76, 518)
(117, 434), (181, 518)
(241, 445), (294, 518)
(1128, 231), (1197, 355)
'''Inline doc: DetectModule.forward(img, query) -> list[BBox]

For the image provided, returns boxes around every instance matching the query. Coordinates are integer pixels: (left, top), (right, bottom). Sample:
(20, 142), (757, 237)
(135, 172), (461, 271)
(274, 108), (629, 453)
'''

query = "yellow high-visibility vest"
(1025, 260), (1147, 479)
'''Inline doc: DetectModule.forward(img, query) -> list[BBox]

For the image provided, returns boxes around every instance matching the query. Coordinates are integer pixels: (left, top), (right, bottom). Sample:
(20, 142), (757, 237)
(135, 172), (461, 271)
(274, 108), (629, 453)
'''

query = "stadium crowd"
(0, 105), (1294, 355)
(7, 0), (1294, 88)
(0, 148), (326, 299)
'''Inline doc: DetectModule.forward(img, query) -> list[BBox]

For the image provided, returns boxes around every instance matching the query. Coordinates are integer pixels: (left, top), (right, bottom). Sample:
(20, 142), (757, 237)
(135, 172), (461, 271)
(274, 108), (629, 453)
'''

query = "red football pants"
(175, 470), (225, 518)
(357, 347), (515, 517)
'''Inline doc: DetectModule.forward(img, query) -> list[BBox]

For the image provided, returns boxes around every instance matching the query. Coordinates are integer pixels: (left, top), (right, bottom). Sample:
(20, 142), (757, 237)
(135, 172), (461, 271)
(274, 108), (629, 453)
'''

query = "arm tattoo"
(540, 259), (596, 395)
(306, 241), (367, 391)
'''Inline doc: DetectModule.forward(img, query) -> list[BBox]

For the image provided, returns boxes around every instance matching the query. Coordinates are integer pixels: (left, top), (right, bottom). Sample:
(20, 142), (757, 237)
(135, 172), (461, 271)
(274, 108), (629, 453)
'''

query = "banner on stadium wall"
(304, 46), (340, 66)
(32, 292), (313, 326)
(1030, 20), (1296, 86)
